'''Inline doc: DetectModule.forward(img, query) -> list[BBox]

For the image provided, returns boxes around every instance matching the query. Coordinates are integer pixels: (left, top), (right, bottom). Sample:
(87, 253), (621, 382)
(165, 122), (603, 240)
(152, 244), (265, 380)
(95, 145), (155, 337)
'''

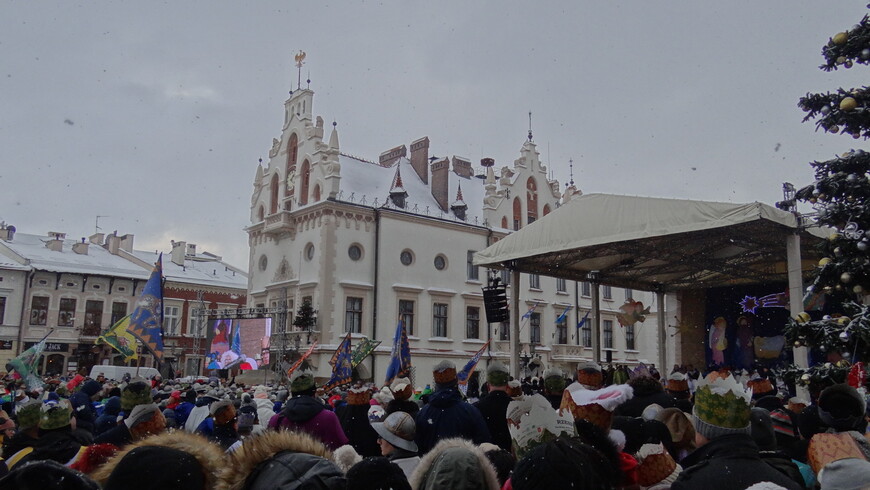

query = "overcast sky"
(2, 2), (867, 270)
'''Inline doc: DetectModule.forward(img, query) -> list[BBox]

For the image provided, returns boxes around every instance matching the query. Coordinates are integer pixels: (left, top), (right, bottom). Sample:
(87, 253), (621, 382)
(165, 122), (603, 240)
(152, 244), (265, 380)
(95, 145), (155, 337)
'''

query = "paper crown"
(486, 361), (510, 386)
(507, 380), (523, 398)
(347, 387), (371, 405)
(16, 400), (42, 429)
(432, 360), (457, 385)
(507, 393), (576, 459)
(559, 383), (633, 430)
(692, 374), (752, 437)
(807, 432), (869, 474)
(666, 373), (689, 392)
(121, 381), (152, 412)
(290, 371), (315, 393)
(576, 361), (603, 389)
(746, 378), (775, 399)
(629, 363), (651, 380)
(389, 378), (413, 400)
(39, 399), (73, 430)
(636, 443), (680, 487)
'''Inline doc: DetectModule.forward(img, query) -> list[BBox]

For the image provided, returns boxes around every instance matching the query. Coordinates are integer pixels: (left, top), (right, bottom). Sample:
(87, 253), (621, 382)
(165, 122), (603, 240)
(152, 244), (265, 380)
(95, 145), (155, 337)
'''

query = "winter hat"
(182, 389), (197, 404)
(511, 437), (618, 490)
(692, 373), (752, 440)
(333, 445), (363, 474)
(16, 400), (42, 430)
(345, 457), (411, 490)
(103, 446), (206, 490)
(102, 396), (121, 416)
(560, 383), (633, 430)
(655, 408), (695, 450)
(486, 361), (510, 387)
(290, 372), (315, 393)
(635, 443), (681, 488)
(576, 361), (603, 390)
(209, 400), (236, 425)
(192, 382), (208, 394)
(817, 383), (867, 431)
(818, 457), (870, 490)
(389, 378), (413, 401)
(768, 409), (796, 439)
(433, 360), (457, 387)
(543, 368), (566, 393)
(641, 403), (663, 421)
(39, 399), (73, 430)
(121, 381), (152, 412)
(80, 380), (102, 398)
(749, 408), (777, 451)
(0, 459), (100, 490)
(371, 410), (418, 452)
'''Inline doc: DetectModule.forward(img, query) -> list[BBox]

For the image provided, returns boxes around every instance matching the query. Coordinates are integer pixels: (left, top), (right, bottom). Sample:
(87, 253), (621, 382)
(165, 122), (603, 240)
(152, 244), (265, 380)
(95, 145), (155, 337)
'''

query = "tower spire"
(294, 50), (306, 91)
(569, 158), (575, 186)
(528, 111), (533, 141)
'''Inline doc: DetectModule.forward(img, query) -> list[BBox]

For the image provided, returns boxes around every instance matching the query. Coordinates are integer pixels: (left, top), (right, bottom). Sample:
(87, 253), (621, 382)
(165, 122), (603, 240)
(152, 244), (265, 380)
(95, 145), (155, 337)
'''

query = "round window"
(348, 245), (362, 261)
(400, 250), (413, 266)
(305, 243), (315, 261)
(258, 255), (268, 271)
(434, 255), (446, 270)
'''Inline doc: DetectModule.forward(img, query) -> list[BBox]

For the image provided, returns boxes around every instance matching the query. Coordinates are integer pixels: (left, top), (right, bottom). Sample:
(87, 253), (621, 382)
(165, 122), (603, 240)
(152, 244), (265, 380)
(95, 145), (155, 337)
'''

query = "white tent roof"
(474, 193), (825, 292)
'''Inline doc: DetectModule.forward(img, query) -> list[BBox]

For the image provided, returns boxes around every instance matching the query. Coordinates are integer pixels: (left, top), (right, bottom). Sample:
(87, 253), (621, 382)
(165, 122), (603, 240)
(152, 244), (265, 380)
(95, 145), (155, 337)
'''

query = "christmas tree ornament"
(829, 125), (839, 133)
(834, 247), (842, 256)
(833, 32), (849, 44)
(819, 257), (833, 267)
(820, 105), (832, 115)
(795, 312), (812, 323)
(857, 241), (868, 251)
(840, 96), (858, 111)
(843, 222), (865, 239)
(846, 173), (858, 183)
(845, 60), (854, 68)
(853, 285), (863, 294)
(829, 232), (840, 241)
(823, 315), (832, 320)
(839, 331), (850, 341)
(801, 374), (811, 382)
(842, 351), (851, 359)
(837, 316), (851, 324)
(841, 272), (853, 283)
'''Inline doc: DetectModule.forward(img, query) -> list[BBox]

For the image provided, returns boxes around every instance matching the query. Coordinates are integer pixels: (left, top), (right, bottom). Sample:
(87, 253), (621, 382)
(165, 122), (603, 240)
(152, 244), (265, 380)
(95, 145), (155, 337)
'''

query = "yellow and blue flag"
(323, 333), (353, 391)
(97, 315), (138, 361)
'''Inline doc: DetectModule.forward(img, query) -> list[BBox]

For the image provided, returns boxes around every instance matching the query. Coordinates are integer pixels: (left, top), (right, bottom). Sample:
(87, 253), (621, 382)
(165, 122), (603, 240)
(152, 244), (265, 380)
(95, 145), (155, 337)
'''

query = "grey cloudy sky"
(2, 1), (866, 270)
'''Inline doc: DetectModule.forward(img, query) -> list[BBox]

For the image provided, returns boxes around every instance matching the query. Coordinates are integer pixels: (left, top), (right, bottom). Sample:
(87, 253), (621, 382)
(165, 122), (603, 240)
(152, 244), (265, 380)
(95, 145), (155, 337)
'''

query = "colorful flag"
(127, 255), (165, 361)
(457, 339), (491, 395)
(97, 315), (138, 361)
(384, 319), (412, 385)
(323, 333), (353, 391)
(351, 338), (381, 368)
(6, 332), (51, 389)
(286, 341), (318, 378)
(521, 302), (539, 320)
(576, 310), (591, 329)
(555, 306), (571, 324)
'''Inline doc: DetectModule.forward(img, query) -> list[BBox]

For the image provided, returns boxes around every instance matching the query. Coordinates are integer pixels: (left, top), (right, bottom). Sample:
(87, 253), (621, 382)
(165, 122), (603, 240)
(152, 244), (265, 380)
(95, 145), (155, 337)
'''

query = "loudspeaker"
(482, 285), (509, 323)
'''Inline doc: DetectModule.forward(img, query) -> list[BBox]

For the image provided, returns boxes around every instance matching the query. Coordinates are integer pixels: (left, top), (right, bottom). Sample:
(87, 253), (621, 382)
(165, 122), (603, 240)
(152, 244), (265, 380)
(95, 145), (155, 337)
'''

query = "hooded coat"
(218, 430), (346, 490)
(69, 380), (102, 434)
(415, 387), (490, 454)
(93, 396), (121, 436)
(473, 390), (512, 452)
(268, 396), (348, 450)
(408, 438), (500, 490)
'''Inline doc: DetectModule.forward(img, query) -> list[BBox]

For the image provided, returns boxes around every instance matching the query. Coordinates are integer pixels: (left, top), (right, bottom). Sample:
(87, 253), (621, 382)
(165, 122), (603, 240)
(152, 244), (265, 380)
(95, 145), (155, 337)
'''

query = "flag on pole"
(286, 341), (318, 378)
(576, 310), (591, 329)
(6, 331), (52, 389)
(522, 302), (539, 320)
(555, 306), (571, 324)
(97, 315), (138, 361)
(384, 319), (412, 385)
(457, 339), (491, 395)
(127, 254), (165, 361)
(351, 338), (381, 368)
(323, 333), (353, 391)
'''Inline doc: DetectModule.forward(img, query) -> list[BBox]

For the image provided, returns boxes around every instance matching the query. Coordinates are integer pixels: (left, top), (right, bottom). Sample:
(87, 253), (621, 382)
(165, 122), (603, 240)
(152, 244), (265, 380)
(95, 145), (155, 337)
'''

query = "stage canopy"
(474, 193), (826, 292)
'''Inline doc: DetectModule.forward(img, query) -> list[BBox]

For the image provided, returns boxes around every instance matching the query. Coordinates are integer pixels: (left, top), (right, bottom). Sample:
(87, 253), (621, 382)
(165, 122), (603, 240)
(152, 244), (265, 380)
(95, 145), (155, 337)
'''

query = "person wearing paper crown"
(267, 371), (349, 450)
(414, 360), (491, 453)
(473, 361), (513, 451)
(573, 360), (604, 390)
(542, 368), (566, 410)
(671, 374), (802, 490)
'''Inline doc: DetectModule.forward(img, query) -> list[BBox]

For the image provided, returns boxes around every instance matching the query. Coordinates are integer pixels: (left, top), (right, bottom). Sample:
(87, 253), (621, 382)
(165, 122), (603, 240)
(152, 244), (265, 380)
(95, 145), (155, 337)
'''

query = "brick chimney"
(187, 243), (197, 256)
(0, 224), (15, 241)
(171, 240), (186, 266)
(119, 234), (134, 253)
(89, 232), (104, 245)
(379, 144), (407, 167)
(104, 232), (120, 254)
(430, 157), (450, 212)
(452, 156), (473, 178)
(409, 137), (429, 184)
(46, 231), (66, 252)
(72, 237), (89, 255)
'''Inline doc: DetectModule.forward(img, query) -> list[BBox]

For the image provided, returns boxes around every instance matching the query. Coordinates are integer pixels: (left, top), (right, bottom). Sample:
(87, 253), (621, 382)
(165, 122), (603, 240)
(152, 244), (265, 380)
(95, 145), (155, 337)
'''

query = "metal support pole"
(787, 233), (809, 368)
(590, 273), (601, 363)
(511, 268), (521, 379)
(656, 290), (667, 372)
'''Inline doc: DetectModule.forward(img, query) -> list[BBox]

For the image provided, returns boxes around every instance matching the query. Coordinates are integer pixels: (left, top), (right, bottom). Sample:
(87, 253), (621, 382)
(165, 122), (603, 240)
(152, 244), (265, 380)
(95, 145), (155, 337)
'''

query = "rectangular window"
(581, 282), (591, 297)
(530, 312), (541, 344)
(59, 298), (76, 327)
(604, 319), (614, 349)
(556, 277), (566, 293)
(30, 296), (49, 325)
(556, 315), (568, 344)
(626, 324), (636, 350)
(83, 300), (103, 336)
(344, 297), (362, 334)
(581, 320), (592, 347)
(513, 219), (520, 231)
(110, 302), (127, 325)
(164, 305), (181, 336)
(0, 297), (5, 324)
(624, 288), (633, 301)
(501, 269), (511, 286)
(399, 300), (415, 336)
(603, 285), (613, 300)
(499, 318), (510, 341)
(467, 251), (479, 281)
(529, 274), (540, 290)
(433, 303), (448, 337)
(466, 306), (480, 339)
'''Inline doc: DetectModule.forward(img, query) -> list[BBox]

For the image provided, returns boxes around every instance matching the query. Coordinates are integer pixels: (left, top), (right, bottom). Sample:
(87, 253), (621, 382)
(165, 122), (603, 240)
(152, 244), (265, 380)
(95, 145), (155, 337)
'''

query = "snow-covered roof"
(132, 250), (248, 290)
(0, 233), (151, 279)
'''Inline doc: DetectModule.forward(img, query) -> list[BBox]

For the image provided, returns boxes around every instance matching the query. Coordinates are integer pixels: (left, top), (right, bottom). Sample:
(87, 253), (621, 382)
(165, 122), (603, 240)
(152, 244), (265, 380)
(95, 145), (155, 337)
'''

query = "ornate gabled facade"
(247, 85), (663, 387)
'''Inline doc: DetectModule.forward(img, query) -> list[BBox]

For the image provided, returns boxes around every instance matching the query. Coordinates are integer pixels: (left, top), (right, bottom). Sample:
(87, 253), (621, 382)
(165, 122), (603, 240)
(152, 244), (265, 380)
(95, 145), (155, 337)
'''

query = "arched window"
(269, 173), (280, 214)
(258, 205), (265, 221)
(512, 197), (522, 231)
(286, 133), (298, 193)
(501, 216), (508, 229)
(312, 184), (321, 202)
(299, 160), (311, 205)
(543, 204), (551, 217)
(526, 178), (538, 224)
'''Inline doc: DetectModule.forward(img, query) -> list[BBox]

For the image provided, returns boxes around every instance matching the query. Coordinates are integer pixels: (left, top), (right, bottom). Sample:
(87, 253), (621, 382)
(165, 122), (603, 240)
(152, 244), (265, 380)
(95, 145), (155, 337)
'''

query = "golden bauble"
(829, 232), (840, 241)
(829, 126), (840, 134)
(854, 285), (864, 294)
(819, 257), (833, 267)
(841, 97), (858, 111)
(837, 316), (851, 324)
(833, 32), (849, 45)
(795, 312), (812, 324)
(801, 374), (811, 382)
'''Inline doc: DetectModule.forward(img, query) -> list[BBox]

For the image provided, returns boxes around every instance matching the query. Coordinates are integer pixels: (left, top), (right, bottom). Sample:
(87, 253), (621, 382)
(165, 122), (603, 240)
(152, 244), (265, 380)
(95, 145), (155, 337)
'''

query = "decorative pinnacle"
(569, 158), (574, 186)
(528, 111), (533, 141)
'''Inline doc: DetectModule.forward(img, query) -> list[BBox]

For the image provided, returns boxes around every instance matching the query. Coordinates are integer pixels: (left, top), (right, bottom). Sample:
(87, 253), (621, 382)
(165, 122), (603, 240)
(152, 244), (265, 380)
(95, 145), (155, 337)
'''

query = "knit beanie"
(0, 459), (100, 490)
(16, 400), (42, 430)
(121, 381), (152, 412)
(817, 384), (867, 431)
(818, 457), (870, 490)
(103, 446), (206, 490)
(692, 374), (752, 440)
(543, 368), (566, 393)
(345, 457), (411, 490)
(486, 362), (510, 387)
(209, 400), (236, 426)
(749, 408), (777, 451)
(39, 399), (73, 430)
(290, 372), (315, 393)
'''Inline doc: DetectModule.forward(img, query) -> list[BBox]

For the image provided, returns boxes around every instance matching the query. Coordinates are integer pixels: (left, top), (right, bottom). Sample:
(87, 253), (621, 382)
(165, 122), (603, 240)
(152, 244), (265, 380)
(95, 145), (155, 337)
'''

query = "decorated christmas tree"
(293, 298), (317, 332)
(778, 11), (870, 391)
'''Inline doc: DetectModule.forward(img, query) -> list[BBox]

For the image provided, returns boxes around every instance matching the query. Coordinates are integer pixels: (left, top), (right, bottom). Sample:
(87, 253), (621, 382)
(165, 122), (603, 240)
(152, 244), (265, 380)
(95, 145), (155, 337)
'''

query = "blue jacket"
(415, 386), (490, 453)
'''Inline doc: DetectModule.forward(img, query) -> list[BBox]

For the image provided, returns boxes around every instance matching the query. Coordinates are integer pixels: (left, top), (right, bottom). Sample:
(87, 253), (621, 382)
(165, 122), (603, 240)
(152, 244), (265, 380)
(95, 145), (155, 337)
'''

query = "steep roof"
(0, 233), (150, 279)
(131, 250), (247, 290)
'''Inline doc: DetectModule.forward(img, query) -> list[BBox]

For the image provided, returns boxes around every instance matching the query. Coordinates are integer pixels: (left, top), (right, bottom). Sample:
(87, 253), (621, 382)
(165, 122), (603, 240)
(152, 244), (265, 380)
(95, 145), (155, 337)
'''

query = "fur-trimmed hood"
(409, 438), (500, 490)
(89, 430), (225, 489)
(218, 430), (345, 490)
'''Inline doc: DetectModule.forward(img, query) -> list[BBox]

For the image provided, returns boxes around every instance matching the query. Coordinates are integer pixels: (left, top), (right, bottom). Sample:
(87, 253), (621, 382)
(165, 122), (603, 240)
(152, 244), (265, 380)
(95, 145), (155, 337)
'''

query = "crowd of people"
(0, 359), (866, 490)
